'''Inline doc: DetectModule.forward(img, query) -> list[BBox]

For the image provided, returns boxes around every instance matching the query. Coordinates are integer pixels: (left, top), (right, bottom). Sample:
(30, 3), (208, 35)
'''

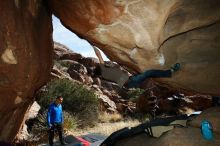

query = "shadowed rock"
(0, 0), (53, 142)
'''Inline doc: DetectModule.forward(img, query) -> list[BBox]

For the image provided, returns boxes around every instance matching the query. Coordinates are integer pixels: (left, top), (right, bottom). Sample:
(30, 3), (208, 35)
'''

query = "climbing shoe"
(171, 63), (181, 72)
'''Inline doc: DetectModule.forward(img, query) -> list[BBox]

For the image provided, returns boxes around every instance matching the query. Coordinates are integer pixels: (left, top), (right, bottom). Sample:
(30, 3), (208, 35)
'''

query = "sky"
(52, 16), (109, 60)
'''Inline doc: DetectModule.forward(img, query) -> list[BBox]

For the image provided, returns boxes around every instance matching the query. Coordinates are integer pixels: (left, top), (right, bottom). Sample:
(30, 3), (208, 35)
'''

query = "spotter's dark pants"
(48, 123), (64, 146)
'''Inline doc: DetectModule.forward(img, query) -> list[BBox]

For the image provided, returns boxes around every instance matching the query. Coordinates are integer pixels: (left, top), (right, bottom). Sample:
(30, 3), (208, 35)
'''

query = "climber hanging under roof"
(95, 62), (181, 89)
(123, 63), (181, 88)
(93, 45), (181, 89)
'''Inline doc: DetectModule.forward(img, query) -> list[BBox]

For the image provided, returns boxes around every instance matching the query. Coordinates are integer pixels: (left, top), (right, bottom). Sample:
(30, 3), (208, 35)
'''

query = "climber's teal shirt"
(47, 102), (63, 126)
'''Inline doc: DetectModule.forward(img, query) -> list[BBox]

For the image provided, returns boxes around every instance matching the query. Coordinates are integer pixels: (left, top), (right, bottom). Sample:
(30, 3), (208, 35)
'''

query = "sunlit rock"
(48, 0), (220, 95)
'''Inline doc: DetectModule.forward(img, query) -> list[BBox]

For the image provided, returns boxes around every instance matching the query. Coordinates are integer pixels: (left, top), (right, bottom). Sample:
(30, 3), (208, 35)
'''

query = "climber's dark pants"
(212, 96), (220, 106)
(126, 69), (172, 88)
(49, 123), (64, 146)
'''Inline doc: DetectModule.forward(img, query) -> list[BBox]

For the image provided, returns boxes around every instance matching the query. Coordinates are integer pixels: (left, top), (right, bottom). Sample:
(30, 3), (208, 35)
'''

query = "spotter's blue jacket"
(47, 102), (63, 126)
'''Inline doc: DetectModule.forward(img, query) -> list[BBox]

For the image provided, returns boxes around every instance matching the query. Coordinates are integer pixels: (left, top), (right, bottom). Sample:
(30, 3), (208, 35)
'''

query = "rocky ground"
(50, 42), (215, 116)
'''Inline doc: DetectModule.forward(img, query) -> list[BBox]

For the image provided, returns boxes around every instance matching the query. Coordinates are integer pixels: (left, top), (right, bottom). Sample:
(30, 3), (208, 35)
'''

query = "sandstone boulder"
(51, 66), (72, 80)
(137, 79), (213, 115)
(68, 63), (88, 75)
(116, 127), (220, 146)
(0, 0), (53, 142)
(67, 70), (85, 83)
(59, 60), (79, 67)
(154, 127), (220, 146)
(53, 42), (73, 59)
(15, 102), (41, 142)
(189, 107), (220, 134)
(60, 53), (82, 61)
(93, 77), (102, 86)
(97, 93), (117, 113)
(79, 57), (99, 68)
(48, 0), (220, 95)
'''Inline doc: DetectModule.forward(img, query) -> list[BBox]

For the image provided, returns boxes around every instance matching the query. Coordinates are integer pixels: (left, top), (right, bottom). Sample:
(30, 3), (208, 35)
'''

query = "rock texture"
(0, 0), (53, 142)
(16, 102), (41, 142)
(48, 0), (220, 95)
(115, 107), (220, 146)
(52, 42), (216, 116)
(52, 42), (133, 113)
(16, 43), (217, 145)
(116, 128), (220, 146)
(189, 107), (220, 134)
(137, 79), (213, 115)
(1, 0), (220, 143)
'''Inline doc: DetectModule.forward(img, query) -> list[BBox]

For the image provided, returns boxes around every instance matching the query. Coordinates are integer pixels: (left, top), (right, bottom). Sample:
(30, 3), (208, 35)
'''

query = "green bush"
(54, 60), (71, 69)
(36, 78), (99, 128)
(127, 88), (145, 102)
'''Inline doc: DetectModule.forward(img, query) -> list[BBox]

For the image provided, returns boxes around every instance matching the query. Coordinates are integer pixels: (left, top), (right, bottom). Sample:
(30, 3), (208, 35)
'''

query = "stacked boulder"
(52, 42), (215, 116)
(52, 42), (134, 113)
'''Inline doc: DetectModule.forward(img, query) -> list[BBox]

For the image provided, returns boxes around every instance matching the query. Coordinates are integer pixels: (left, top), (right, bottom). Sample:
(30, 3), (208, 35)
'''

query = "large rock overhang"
(48, 0), (220, 95)
(0, 0), (220, 143)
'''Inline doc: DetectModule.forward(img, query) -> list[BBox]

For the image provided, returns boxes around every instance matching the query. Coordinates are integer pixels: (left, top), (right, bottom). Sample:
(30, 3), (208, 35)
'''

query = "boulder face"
(48, 0), (220, 95)
(115, 107), (220, 146)
(0, 0), (53, 142)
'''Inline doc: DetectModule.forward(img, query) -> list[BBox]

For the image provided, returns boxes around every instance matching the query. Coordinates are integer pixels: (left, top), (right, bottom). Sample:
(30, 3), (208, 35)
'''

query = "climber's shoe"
(171, 63), (181, 72)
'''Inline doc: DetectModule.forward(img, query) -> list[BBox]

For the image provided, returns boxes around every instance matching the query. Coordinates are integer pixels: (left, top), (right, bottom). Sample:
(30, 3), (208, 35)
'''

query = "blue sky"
(52, 16), (108, 60)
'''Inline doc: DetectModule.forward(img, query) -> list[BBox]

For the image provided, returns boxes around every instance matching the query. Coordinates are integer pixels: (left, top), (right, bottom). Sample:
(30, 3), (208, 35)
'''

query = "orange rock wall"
(1, 0), (220, 143)
(48, 0), (220, 95)
(0, 0), (53, 142)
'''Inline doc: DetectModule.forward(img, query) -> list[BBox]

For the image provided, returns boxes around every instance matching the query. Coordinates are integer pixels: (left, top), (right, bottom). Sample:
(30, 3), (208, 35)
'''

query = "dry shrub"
(99, 112), (123, 123)
(71, 119), (140, 136)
